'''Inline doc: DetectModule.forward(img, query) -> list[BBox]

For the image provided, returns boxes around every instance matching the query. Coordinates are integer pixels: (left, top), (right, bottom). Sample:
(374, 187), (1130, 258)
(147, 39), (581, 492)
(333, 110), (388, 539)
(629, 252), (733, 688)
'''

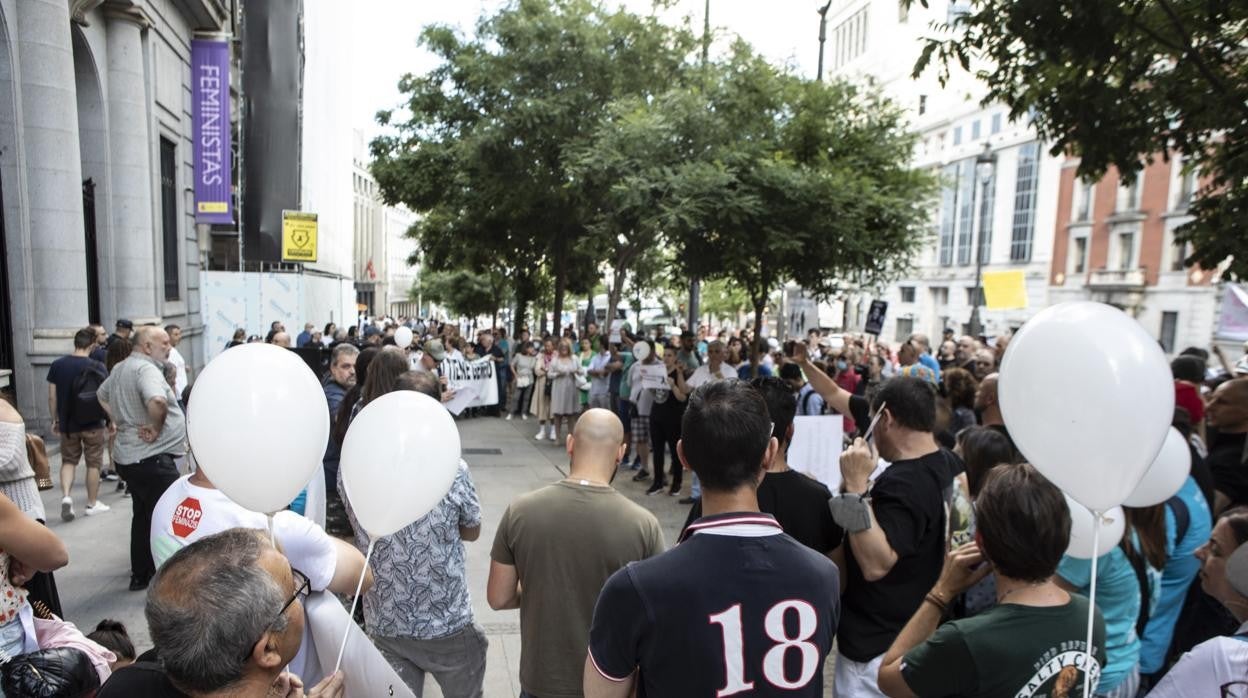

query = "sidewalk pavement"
(45, 414), (835, 696)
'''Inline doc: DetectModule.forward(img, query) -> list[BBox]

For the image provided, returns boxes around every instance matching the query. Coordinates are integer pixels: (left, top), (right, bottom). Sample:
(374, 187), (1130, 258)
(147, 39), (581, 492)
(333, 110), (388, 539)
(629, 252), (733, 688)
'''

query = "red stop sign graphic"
(172, 498), (203, 539)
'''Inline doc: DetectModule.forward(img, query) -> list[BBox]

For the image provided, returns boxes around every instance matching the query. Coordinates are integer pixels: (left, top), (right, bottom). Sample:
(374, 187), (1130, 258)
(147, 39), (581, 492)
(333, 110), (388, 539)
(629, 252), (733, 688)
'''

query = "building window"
(1160, 311), (1178, 354)
(918, 95), (927, 115)
(991, 113), (1002, 135)
(1072, 237), (1088, 275)
(1171, 236), (1189, 272)
(1116, 231), (1136, 270)
(971, 120), (981, 140)
(930, 286), (949, 307)
(1075, 180), (1093, 221)
(894, 316), (914, 342)
(1118, 174), (1142, 212)
(1176, 165), (1197, 211)
(832, 7), (869, 69)
(159, 137), (179, 301)
(953, 126), (962, 146)
(900, 286), (916, 303)
(956, 158), (975, 265)
(938, 163), (958, 266)
(965, 287), (984, 306)
(1010, 141), (1040, 262)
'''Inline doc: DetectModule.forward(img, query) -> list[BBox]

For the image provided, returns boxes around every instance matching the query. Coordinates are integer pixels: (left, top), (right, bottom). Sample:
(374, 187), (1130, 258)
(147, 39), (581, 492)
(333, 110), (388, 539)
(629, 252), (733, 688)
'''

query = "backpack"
(800, 387), (828, 416)
(67, 363), (107, 426)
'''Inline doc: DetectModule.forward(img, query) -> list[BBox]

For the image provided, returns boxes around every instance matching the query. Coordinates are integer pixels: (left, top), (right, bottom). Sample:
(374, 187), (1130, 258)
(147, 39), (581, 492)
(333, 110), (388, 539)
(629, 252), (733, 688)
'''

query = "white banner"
(439, 357), (499, 407)
(1217, 283), (1248, 341)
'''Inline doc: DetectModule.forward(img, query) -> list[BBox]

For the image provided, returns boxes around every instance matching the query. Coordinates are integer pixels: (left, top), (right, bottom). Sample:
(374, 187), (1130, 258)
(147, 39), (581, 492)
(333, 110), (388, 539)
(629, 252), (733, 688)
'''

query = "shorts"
(61, 427), (106, 469)
(631, 415), (650, 442)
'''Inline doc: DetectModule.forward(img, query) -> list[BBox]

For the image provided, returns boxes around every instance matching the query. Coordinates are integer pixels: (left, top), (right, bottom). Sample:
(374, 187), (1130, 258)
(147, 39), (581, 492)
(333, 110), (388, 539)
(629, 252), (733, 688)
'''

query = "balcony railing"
(1087, 268), (1146, 290)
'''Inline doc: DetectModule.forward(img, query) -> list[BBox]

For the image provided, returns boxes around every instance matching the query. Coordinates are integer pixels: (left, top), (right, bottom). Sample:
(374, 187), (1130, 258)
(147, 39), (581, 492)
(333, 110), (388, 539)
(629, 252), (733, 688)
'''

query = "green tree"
(371, 0), (696, 336)
(419, 270), (507, 326)
(666, 44), (936, 371)
(906, 0), (1248, 279)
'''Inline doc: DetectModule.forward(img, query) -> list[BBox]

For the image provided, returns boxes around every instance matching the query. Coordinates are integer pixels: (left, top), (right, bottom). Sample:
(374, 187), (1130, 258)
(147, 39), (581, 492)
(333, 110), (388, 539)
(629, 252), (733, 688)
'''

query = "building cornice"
(71, 0), (107, 26)
(101, 0), (153, 28)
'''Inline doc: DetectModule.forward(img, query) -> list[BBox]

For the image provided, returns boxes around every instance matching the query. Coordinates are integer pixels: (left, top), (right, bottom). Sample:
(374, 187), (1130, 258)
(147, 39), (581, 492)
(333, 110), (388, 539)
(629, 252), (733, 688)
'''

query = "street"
(49, 414), (780, 696)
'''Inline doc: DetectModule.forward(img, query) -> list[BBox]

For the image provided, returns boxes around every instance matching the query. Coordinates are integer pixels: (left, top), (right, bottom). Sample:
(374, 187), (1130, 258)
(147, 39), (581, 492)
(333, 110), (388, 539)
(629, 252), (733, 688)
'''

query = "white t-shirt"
(150, 475), (338, 683)
(687, 363), (732, 389)
(1148, 626), (1248, 697)
(168, 347), (188, 399)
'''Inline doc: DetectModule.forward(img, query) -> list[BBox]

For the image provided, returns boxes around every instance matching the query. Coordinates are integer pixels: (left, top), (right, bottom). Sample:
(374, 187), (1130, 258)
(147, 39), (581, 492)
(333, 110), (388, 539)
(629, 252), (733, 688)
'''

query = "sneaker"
(668, 488), (681, 496)
(632, 470), (650, 482)
(128, 575), (149, 591)
(535, 428), (546, 440)
(116, 480), (126, 492)
(101, 471), (120, 482)
(521, 414), (529, 421)
(549, 433), (559, 442)
(505, 413), (513, 421)
(628, 458), (642, 471)
(678, 496), (698, 505)
(60, 496), (75, 522)
(646, 483), (666, 496)
(84, 501), (111, 516)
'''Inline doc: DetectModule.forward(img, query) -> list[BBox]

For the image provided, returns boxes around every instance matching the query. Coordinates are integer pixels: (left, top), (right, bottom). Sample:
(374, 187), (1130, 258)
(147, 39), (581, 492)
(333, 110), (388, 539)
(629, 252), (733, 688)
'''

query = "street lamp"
(816, 1), (833, 81)
(968, 142), (997, 338)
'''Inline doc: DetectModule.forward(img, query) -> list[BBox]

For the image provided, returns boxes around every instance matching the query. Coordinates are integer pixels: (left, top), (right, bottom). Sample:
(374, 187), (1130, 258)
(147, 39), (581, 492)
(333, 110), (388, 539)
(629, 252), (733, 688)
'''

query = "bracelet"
(924, 592), (948, 614)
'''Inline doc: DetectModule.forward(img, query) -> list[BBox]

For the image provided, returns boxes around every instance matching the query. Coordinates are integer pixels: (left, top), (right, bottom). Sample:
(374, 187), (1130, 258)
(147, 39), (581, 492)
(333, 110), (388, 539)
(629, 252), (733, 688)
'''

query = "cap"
(363, 325), (382, 338)
(681, 330), (695, 339)
(116, 319), (133, 329)
(423, 339), (447, 362)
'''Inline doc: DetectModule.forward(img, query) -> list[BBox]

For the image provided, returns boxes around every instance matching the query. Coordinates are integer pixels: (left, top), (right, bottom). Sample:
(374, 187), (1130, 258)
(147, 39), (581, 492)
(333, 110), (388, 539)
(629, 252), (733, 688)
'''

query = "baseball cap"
(423, 339), (447, 362)
(116, 319), (133, 330)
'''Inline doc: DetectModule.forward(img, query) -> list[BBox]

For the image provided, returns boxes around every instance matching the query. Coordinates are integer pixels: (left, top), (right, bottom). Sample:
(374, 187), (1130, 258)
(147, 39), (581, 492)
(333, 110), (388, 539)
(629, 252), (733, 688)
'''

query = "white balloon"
(1124, 428), (1192, 507)
(632, 341), (650, 361)
(1065, 496), (1126, 559)
(999, 302), (1173, 512)
(340, 391), (461, 538)
(188, 344), (329, 513)
(395, 326), (414, 348)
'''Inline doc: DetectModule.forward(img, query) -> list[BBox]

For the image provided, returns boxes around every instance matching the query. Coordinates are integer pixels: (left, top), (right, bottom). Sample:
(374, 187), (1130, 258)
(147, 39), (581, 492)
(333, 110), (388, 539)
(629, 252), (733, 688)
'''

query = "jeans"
(375, 623), (488, 698)
(116, 454), (181, 581)
(512, 384), (534, 416)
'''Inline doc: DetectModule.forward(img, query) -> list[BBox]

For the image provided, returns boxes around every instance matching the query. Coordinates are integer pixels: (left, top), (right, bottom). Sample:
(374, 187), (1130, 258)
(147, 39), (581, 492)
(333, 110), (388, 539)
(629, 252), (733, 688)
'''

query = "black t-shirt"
(683, 471), (843, 555)
(45, 355), (107, 432)
(848, 394), (871, 434)
(589, 512), (840, 697)
(838, 448), (964, 662)
(97, 662), (188, 697)
(1209, 430), (1248, 507)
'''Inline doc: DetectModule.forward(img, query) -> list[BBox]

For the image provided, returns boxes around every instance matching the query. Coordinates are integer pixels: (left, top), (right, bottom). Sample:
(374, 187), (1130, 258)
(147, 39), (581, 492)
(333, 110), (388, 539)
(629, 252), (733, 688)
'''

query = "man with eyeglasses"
(98, 528), (347, 697)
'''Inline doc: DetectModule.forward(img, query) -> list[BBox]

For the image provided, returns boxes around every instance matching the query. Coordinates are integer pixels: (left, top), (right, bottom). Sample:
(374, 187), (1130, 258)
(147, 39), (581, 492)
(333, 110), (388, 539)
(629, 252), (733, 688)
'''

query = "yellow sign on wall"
(982, 270), (1028, 310)
(281, 211), (318, 263)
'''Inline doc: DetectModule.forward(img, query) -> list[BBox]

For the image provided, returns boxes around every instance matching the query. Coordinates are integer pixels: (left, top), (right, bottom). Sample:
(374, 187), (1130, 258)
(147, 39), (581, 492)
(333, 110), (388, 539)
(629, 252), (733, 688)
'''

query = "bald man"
(487, 409), (664, 698)
(975, 373), (1003, 428)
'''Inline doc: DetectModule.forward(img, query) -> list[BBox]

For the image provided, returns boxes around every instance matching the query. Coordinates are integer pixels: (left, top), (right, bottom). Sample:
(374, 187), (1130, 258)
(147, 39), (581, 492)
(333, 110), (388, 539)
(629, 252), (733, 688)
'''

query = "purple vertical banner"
(192, 39), (232, 224)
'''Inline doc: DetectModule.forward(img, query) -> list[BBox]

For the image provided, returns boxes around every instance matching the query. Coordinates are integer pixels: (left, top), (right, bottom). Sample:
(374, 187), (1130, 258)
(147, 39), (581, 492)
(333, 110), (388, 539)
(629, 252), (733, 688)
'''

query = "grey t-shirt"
(491, 481), (664, 697)
(97, 354), (186, 464)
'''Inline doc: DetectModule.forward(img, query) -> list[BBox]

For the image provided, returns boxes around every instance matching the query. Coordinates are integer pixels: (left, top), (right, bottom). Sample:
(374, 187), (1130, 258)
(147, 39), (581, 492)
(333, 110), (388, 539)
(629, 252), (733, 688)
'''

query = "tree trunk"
(751, 299), (765, 378)
(606, 267), (625, 347)
(513, 271), (531, 339)
(552, 236), (567, 337)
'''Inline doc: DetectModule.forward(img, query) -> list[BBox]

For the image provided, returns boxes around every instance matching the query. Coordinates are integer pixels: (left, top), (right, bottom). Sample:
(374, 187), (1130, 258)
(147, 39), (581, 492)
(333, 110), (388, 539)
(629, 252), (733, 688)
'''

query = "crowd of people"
(2, 307), (1246, 696)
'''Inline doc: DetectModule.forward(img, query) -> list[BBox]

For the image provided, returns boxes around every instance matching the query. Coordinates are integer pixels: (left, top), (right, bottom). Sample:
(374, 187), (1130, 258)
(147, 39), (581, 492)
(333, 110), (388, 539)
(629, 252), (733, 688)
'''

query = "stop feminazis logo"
(172, 498), (203, 539)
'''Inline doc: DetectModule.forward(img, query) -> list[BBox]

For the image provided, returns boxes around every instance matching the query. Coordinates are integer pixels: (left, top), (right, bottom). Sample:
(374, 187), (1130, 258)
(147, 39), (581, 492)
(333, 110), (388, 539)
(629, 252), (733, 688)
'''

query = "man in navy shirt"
(585, 380), (840, 697)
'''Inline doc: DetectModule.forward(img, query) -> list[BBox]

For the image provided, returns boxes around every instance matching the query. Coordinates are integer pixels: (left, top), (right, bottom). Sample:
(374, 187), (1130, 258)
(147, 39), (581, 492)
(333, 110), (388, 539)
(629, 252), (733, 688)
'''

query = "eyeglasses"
(240, 568), (310, 663)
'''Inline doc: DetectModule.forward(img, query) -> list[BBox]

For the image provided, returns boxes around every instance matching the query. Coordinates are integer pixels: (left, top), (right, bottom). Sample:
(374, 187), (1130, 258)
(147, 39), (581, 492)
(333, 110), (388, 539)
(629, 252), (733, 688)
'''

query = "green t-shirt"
(902, 595), (1108, 698)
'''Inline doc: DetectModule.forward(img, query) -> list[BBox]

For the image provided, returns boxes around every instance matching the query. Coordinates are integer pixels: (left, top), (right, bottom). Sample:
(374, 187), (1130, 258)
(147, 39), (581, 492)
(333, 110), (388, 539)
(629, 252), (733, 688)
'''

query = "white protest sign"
(610, 319), (625, 344)
(788, 415), (845, 491)
(439, 357), (498, 407)
(639, 363), (668, 391)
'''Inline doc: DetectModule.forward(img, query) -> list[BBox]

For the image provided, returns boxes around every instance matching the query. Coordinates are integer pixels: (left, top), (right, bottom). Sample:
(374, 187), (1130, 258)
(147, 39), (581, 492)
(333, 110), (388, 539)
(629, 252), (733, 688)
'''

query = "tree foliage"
(907, 0), (1248, 279)
(419, 270), (507, 321)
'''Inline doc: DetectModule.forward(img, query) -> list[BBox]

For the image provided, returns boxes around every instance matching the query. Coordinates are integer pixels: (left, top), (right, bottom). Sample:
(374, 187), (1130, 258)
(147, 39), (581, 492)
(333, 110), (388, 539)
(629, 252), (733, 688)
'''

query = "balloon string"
(334, 539), (375, 674)
(1083, 511), (1101, 698)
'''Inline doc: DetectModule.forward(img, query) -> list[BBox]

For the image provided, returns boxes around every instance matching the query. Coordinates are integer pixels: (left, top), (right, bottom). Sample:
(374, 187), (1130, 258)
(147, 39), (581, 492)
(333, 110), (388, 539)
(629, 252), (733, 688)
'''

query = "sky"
(347, 0), (827, 137)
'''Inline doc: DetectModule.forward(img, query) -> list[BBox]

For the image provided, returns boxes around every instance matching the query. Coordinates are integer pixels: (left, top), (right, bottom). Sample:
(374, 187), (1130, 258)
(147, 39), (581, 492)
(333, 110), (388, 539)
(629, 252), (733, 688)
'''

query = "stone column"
(104, 1), (157, 322)
(15, 0), (88, 328)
